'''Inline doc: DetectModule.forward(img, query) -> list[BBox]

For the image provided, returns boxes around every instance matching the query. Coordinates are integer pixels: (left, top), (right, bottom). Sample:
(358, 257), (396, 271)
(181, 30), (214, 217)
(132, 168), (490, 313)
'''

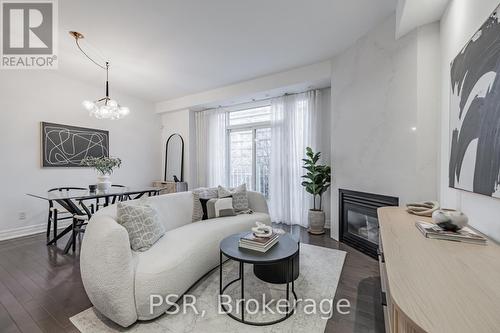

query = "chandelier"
(70, 31), (130, 120)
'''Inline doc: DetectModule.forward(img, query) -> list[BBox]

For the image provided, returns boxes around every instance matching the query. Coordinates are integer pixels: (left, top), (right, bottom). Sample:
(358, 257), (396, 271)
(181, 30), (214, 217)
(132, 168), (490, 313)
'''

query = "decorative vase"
(308, 210), (326, 235)
(97, 174), (112, 191)
(431, 209), (468, 231)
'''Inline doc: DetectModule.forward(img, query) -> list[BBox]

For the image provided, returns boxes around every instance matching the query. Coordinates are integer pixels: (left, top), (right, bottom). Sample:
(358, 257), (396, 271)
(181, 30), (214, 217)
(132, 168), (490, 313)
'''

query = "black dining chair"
(94, 184), (128, 211)
(46, 187), (90, 245)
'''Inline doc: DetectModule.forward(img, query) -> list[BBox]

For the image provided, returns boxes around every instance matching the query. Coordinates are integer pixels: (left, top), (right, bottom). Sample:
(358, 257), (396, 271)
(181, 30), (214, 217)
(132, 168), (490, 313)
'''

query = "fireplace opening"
(339, 189), (399, 259)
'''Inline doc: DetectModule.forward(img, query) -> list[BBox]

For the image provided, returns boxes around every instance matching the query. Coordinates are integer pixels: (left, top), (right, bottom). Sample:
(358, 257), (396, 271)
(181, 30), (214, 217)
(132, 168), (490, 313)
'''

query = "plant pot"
(308, 209), (325, 235)
(97, 174), (112, 191)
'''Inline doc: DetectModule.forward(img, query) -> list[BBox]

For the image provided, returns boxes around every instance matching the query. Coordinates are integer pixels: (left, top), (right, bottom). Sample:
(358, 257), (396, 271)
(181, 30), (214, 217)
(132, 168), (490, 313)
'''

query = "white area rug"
(71, 243), (346, 333)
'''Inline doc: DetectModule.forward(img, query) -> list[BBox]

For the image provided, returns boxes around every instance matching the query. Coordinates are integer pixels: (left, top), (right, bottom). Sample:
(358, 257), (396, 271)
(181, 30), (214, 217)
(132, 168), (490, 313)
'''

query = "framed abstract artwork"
(41, 122), (109, 167)
(449, 4), (500, 198)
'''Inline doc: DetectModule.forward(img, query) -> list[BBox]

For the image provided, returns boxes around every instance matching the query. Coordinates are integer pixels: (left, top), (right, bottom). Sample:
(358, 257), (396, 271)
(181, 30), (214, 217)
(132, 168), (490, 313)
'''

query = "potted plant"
(81, 156), (122, 191)
(301, 147), (331, 234)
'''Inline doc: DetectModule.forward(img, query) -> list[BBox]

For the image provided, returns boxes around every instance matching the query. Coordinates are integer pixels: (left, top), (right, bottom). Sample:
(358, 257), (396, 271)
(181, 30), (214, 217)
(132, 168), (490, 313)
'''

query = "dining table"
(27, 186), (160, 253)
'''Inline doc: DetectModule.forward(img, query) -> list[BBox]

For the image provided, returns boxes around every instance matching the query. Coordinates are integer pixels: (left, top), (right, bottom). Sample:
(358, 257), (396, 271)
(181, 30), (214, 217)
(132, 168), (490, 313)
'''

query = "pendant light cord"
(105, 62), (109, 99)
(73, 35), (111, 101)
(75, 37), (108, 70)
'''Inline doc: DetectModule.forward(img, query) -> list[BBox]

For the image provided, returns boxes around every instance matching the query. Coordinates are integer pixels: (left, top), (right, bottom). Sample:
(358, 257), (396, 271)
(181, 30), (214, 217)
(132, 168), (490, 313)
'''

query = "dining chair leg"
(46, 210), (52, 239)
(53, 210), (58, 245)
(72, 218), (77, 252)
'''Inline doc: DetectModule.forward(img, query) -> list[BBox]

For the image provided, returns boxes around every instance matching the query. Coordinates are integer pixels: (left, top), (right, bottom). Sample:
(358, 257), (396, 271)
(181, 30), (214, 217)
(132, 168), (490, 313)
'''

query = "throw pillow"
(192, 192), (203, 222)
(202, 198), (236, 219)
(116, 202), (165, 252)
(192, 187), (219, 199)
(199, 198), (212, 220)
(218, 184), (249, 211)
(213, 197), (235, 217)
(205, 198), (218, 219)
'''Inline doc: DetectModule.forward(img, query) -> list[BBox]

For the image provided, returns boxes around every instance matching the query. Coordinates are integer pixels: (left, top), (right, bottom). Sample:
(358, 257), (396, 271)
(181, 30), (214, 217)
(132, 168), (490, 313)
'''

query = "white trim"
(222, 99), (271, 113)
(227, 121), (270, 131)
(0, 221), (72, 241)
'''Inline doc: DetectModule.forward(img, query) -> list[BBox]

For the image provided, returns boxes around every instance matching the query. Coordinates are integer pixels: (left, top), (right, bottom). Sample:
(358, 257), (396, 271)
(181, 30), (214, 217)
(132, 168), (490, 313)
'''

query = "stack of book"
(415, 221), (487, 245)
(239, 232), (280, 252)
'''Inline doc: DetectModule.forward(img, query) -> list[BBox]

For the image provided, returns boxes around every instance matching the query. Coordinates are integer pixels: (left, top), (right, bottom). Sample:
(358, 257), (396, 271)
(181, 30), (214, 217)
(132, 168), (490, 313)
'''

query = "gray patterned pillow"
(116, 202), (165, 252)
(218, 184), (249, 211)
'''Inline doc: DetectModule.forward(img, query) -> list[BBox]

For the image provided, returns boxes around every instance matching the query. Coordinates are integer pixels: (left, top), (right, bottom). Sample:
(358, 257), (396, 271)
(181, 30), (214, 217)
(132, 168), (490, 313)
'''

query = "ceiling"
(59, 0), (396, 102)
(396, 0), (450, 38)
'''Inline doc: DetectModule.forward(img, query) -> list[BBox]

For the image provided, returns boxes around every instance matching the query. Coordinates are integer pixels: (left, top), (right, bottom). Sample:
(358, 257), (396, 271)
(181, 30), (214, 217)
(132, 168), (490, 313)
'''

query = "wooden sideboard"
(152, 181), (188, 195)
(378, 207), (500, 333)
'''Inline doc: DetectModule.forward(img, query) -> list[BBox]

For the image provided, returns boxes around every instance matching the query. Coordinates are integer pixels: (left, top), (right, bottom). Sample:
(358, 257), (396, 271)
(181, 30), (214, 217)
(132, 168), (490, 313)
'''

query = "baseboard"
(0, 221), (72, 241)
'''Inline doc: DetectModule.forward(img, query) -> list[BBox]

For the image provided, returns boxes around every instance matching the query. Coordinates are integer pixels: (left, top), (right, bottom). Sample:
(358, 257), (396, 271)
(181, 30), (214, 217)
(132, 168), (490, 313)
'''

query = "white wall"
(0, 71), (161, 239)
(330, 16), (440, 240)
(440, 0), (500, 241)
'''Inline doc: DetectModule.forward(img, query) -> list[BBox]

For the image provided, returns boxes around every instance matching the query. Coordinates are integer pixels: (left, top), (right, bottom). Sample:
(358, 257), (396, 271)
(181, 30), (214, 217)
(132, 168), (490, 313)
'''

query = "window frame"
(225, 102), (271, 192)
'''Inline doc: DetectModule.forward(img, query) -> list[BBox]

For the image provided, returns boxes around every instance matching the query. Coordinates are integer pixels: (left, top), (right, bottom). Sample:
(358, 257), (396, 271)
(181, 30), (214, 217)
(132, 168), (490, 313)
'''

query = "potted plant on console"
(301, 147), (331, 235)
(81, 156), (122, 191)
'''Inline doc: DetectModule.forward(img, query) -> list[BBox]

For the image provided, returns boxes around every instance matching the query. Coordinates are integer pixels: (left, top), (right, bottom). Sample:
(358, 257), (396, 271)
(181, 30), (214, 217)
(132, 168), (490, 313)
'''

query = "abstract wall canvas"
(449, 4), (500, 198)
(41, 122), (109, 167)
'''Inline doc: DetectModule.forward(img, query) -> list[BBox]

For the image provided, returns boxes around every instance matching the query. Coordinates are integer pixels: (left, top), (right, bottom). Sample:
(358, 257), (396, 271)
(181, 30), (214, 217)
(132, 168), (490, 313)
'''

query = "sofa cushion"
(133, 212), (271, 319)
(116, 202), (165, 252)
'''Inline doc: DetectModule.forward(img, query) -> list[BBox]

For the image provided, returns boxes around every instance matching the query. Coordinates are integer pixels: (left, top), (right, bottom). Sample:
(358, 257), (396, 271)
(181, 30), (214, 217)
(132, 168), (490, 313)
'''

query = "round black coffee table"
(219, 232), (299, 326)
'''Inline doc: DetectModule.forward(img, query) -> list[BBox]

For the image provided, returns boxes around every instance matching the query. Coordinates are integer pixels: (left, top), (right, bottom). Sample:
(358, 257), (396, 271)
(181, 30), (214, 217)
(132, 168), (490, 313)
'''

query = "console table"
(377, 207), (500, 333)
(152, 180), (188, 195)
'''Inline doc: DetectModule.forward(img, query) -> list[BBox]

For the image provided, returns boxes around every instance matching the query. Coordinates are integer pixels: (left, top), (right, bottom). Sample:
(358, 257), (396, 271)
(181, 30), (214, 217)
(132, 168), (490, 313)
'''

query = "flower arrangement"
(81, 156), (122, 175)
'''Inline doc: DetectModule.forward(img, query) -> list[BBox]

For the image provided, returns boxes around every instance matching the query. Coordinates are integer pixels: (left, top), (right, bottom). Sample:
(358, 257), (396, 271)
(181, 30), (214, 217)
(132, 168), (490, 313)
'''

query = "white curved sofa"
(80, 190), (270, 327)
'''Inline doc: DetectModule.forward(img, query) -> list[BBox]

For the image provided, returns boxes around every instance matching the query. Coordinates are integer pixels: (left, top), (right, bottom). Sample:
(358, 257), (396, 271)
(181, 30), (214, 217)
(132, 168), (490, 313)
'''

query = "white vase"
(97, 174), (112, 191)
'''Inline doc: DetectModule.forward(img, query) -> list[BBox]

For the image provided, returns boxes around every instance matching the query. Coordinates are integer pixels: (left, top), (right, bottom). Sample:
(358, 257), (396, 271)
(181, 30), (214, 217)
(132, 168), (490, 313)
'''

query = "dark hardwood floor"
(0, 227), (383, 333)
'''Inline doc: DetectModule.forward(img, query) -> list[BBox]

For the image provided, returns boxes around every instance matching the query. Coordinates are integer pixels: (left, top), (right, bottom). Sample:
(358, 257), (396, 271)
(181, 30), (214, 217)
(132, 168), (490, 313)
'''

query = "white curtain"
(195, 109), (227, 187)
(269, 90), (322, 227)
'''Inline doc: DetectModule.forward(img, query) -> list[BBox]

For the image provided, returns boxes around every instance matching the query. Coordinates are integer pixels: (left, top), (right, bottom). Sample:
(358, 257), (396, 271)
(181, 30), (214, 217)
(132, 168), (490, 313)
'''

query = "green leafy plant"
(81, 156), (122, 175)
(301, 147), (331, 211)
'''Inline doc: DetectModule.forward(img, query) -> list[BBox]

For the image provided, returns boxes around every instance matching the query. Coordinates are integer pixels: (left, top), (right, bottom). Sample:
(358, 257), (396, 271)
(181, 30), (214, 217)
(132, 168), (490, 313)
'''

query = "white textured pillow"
(213, 198), (234, 217)
(218, 184), (249, 211)
(116, 202), (165, 252)
(192, 187), (218, 199)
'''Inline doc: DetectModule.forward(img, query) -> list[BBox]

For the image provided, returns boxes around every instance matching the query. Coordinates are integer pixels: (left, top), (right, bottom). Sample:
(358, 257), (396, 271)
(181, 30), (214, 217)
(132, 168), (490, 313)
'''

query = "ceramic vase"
(97, 174), (112, 191)
(308, 210), (326, 235)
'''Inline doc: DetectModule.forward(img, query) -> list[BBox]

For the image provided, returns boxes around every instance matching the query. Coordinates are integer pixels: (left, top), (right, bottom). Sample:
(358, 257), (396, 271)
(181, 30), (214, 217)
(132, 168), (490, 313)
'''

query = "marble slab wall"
(329, 16), (440, 239)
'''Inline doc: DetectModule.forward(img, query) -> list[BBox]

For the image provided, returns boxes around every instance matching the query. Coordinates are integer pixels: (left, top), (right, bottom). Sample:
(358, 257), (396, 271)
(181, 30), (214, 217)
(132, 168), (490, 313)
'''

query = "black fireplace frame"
(339, 189), (399, 259)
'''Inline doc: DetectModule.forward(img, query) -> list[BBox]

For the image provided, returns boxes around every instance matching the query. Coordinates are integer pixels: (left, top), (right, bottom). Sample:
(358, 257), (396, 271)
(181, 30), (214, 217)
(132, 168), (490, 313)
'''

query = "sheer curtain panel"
(195, 109), (227, 187)
(269, 90), (322, 227)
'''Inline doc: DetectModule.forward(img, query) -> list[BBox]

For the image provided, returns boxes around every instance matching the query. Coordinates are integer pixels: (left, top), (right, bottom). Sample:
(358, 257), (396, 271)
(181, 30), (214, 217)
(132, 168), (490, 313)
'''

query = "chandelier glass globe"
(82, 99), (130, 120)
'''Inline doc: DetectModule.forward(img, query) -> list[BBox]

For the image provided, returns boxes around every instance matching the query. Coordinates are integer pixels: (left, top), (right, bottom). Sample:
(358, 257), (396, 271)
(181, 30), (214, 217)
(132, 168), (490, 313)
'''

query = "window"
(227, 105), (271, 197)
